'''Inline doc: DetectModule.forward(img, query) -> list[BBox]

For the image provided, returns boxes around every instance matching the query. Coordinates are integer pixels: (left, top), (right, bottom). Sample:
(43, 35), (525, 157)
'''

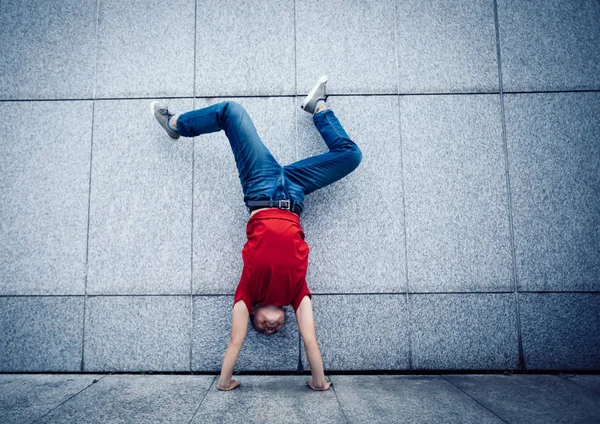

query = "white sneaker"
(300, 75), (328, 114)
(150, 101), (180, 139)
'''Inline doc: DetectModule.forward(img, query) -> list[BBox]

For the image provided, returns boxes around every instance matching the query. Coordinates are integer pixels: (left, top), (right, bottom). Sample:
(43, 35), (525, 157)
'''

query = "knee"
(347, 144), (362, 171)
(222, 100), (246, 118)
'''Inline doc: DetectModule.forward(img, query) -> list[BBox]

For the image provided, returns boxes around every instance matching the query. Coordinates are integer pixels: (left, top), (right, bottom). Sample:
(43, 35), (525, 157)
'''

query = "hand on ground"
(306, 378), (332, 391)
(217, 379), (241, 391)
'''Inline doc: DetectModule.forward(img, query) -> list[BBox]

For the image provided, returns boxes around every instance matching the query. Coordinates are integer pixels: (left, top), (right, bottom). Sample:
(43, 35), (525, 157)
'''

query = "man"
(151, 76), (362, 391)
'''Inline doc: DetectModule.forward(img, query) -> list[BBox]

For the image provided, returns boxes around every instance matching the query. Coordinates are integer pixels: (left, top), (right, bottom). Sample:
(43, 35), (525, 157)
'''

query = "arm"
(217, 300), (249, 391)
(295, 295), (331, 391)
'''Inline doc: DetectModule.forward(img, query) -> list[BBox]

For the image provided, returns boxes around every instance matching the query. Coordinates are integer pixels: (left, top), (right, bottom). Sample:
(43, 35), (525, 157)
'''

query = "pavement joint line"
(329, 375), (350, 424)
(189, 0), (198, 375)
(440, 375), (510, 424)
(80, 99), (96, 372)
(394, 1), (413, 370)
(187, 374), (217, 424)
(31, 374), (109, 424)
(493, 0), (525, 372)
(555, 374), (600, 395)
(80, 0), (101, 374)
(2, 370), (598, 375)
(2, 291), (600, 298)
(2, 90), (600, 103)
(292, 0), (299, 166)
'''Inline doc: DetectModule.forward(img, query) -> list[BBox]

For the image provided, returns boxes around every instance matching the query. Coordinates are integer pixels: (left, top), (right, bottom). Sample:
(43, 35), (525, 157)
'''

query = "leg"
(285, 108), (362, 196)
(177, 101), (282, 201)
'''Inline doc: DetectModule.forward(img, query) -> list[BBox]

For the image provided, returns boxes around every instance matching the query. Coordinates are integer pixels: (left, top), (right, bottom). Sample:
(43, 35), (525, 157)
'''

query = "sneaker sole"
(150, 100), (160, 117)
(300, 75), (328, 111)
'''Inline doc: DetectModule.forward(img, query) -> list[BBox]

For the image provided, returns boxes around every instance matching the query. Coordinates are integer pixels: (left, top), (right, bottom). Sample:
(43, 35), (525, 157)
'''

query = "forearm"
(304, 339), (327, 385)
(218, 339), (243, 385)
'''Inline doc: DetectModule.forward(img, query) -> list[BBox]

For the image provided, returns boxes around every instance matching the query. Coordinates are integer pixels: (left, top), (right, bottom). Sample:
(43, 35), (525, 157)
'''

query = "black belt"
(247, 199), (302, 215)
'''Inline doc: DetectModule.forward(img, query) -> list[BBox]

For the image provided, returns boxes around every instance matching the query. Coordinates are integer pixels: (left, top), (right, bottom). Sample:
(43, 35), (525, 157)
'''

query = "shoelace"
(157, 104), (172, 116)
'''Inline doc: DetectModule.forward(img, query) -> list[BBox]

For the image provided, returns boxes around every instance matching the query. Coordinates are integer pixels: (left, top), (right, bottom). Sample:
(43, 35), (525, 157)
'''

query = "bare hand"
(217, 379), (241, 391)
(306, 378), (332, 391)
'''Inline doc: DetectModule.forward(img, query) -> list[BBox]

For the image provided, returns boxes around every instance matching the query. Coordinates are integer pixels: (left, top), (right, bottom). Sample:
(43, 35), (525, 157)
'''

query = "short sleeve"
(291, 280), (312, 312)
(233, 280), (253, 313)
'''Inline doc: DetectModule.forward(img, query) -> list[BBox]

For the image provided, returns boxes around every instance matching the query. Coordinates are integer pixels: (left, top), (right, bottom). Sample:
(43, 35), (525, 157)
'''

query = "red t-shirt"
(233, 208), (312, 313)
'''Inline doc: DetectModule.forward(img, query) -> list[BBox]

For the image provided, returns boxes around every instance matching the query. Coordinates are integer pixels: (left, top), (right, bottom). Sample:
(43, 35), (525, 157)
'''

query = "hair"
(249, 305), (286, 334)
(249, 312), (258, 332)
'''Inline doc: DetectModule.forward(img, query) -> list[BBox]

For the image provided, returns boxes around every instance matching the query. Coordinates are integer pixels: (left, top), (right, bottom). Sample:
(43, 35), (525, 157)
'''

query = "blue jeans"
(176, 101), (362, 216)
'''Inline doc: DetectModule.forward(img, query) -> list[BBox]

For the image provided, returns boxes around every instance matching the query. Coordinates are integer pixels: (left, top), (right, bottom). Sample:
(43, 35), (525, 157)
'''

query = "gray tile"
(298, 96), (405, 293)
(300, 295), (409, 370)
(0, 297), (84, 371)
(195, 0), (295, 96)
(191, 375), (344, 424)
(296, 0), (398, 94)
(0, 374), (99, 424)
(95, 0), (195, 98)
(332, 375), (504, 424)
(193, 98), (296, 294)
(0, 0), (96, 99)
(520, 293), (600, 370)
(87, 99), (193, 295)
(192, 296), (299, 371)
(410, 294), (519, 369)
(498, 0), (600, 91)
(84, 296), (191, 371)
(397, 0), (498, 93)
(563, 374), (600, 395)
(446, 374), (600, 424)
(505, 93), (600, 291)
(37, 375), (213, 424)
(401, 95), (513, 292)
(0, 102), (92, 295)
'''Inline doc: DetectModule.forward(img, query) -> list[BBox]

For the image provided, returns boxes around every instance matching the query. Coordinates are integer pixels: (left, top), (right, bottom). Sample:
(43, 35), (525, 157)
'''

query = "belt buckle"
(278, 199), (291, 210)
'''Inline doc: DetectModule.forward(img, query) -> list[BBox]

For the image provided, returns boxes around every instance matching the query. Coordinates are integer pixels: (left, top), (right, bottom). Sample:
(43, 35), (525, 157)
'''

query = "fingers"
(306, 379), (332, 391)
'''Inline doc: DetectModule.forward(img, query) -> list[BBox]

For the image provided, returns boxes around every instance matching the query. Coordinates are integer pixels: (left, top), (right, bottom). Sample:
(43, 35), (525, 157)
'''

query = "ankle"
(315, 102), (327, 114)
(168, 115), (179, 131)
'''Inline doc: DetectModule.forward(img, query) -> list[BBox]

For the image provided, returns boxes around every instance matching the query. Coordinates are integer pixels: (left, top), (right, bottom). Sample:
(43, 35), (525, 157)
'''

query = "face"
(252, 304), (285, 334)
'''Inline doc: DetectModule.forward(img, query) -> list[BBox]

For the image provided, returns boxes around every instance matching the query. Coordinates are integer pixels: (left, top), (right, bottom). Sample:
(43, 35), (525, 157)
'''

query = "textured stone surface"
(0, 374), (99, 424)
(332, 375), (504, 424)
(498, 0), (600, 91)
(410, 294), (519, 369)
(296, 0), (397, 94)
(37, 375), (213, 424)
(520, 294), (600, 370)
(563, 374), (600, 395)
(95, 0), (195, 98)
(397, 0), (498, 93)
(196, 0), (295, 96)
(193, 98), (296, 294)
(298, 96), (405, 293)
(0, 102), (92, 295)
(300, 295), (409, 370)
(84, 296), (191, 371)
(0, 0), (96, 99)
(505, 93), (600, 291)
(401, 95), (513, 293)
(87, 99), (193, 295)
(0, 297), (84, 371)
(192, 296), (299, 371)
(191, 375), (344, 424)
(446, 374), (600, 424)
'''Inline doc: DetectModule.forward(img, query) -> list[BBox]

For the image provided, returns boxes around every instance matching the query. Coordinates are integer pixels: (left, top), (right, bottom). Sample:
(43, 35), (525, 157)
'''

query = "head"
(250, 304), (285, 335)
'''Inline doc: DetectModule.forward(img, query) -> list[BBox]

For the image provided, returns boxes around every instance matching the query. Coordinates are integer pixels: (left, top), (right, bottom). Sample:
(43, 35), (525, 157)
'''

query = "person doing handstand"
(151, 76), (362, 392)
